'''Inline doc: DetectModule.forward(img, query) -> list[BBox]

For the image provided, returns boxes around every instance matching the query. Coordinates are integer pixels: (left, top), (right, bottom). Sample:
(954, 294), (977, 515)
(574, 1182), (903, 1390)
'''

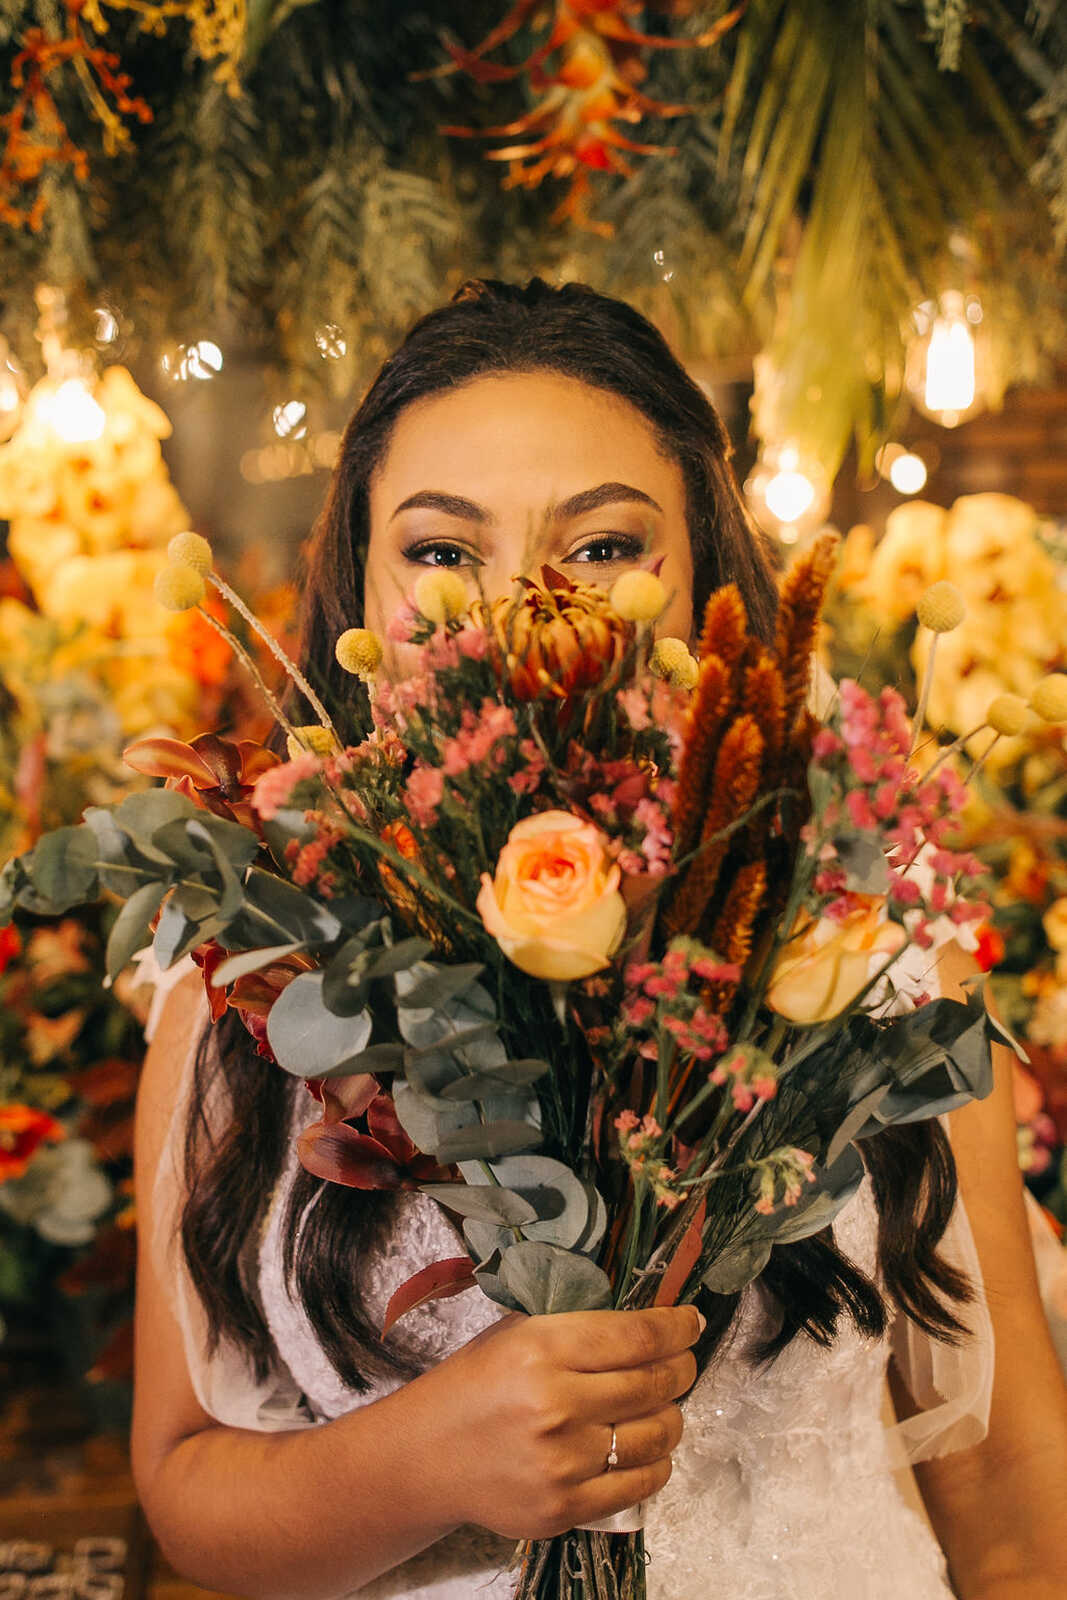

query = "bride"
(130, 278), (1067, 1598)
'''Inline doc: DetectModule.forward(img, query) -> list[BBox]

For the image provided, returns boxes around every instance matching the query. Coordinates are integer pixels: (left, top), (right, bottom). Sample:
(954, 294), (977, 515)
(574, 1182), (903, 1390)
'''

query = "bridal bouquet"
(0, 530), (1031, 1599)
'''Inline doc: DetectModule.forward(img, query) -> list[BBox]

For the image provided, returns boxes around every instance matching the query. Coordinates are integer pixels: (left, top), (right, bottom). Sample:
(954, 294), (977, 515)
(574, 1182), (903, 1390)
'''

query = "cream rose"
(765, 897), (907, 1025)
(476, 810), (626, 982)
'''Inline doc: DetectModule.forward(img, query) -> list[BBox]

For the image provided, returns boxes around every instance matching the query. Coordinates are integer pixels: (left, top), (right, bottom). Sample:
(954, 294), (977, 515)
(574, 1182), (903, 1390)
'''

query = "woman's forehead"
(368, 372), (685, 515)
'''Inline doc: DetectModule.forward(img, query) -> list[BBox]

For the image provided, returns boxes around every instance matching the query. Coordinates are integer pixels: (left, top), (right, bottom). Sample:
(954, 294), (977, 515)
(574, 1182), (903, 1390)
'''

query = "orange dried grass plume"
(663, 533), (840, 962)
(665, 713), (763, 937)
(775, 532), (840, 729)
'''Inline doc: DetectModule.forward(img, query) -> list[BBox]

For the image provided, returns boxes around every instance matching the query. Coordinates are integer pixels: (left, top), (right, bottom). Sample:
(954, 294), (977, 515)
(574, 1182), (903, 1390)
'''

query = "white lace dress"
(151, 986), (994, 1600)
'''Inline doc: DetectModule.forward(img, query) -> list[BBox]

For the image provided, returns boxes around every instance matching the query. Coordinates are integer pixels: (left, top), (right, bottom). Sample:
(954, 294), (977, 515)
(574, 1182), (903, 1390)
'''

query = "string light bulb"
(744, 444), (831, 544)
(905, 291), (985, 428)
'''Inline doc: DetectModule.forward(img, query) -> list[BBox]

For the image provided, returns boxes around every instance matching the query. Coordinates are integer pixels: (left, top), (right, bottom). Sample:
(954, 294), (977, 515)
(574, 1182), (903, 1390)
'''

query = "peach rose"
(765, 897), (907, 1025)
(476, 810), (626, 982)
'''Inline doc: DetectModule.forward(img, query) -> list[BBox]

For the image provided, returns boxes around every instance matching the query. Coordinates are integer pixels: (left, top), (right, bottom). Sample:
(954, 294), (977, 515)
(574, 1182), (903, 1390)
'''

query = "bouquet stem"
(513, 1529), (647, 1600)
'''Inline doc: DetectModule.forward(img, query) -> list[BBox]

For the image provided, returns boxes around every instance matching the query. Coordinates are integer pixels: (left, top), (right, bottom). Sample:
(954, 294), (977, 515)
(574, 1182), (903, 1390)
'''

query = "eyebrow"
(389, 481), (664, 525)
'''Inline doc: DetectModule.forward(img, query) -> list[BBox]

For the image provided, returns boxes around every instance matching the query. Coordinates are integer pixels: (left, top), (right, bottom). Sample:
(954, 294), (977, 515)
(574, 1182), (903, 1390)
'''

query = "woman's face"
(364, 372), (694, 674)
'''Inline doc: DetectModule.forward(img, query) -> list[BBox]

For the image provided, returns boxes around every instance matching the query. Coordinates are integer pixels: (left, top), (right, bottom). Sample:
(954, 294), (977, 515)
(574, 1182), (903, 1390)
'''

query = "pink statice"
(509, 738), (546, 796)
(754, 1147), (816, 1215)
(440, 699), (517, 777)
(252, 753), (322, 820)
(385, 599), (420, 644)
(404, 763), (444, 827)
(808, 678), (991, 937)
(620, 938), (740, 1076)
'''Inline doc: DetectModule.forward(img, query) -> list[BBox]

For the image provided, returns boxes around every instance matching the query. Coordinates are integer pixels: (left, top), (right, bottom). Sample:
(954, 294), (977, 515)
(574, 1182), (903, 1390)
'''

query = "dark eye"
(403, 540), (479, 569)
(567, 534), (646, 565)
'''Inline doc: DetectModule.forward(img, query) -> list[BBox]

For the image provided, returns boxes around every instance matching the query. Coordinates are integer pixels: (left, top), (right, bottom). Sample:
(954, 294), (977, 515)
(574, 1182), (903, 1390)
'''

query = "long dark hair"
(181, 278), (972, 1393)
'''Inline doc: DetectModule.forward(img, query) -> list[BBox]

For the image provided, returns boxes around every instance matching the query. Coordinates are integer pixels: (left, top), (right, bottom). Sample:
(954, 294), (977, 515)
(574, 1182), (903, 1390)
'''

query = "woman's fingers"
(540, 1306), (703, 1374)
(564, 1349), (698, 1424)
(568, 1456), (676, 1528)
(589, 1404), (684, 1478)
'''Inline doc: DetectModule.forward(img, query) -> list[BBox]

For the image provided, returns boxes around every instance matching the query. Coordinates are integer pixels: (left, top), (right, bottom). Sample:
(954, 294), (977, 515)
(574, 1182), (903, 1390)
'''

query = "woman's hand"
(420, 1305), (702, 1539)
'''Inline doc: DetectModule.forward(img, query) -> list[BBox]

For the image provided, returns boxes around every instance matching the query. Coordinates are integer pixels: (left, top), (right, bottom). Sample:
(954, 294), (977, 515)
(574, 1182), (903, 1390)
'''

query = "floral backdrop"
(0, 349), (292, 1414)
(825, 492), (1067, 1357)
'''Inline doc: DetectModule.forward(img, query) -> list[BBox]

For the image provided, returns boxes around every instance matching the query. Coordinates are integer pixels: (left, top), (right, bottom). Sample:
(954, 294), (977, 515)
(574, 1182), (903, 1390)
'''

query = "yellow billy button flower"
(649, 636), (699, 690)
(335, 627), (384, 681)
(986, 694), (1030, 738)
(167, 530), (214, 575)
(916, 581), (966, 633)
(286, 725), (338, 760)
(154, 563), (206, 612)
(1029, 673), (1067, 724)
(609, 569), (666, 623)
(413, 569), (468, 626)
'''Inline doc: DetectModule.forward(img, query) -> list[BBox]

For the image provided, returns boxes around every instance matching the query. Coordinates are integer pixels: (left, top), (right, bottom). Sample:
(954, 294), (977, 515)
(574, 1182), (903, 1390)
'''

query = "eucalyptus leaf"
(227, 866), (342, 949)
(341, 1041), (406, 1072)
(435, 1120), (542, 1163)
(472, 1261), (523, 1314)
(460, 1155), (594, 1249)
(418, 1183), (538, 1228)
(397, 962), (486, 1013)
(113, 787), (199, 846)
(265, 970), (372, 1077)
(436, 1059), (550, 1100)
(702, 1238), (773, 1295)
(392, 1081), (482, 1155)
(212, 943), (305, 986)
(106, 880), (168, 981)
(27, 826), (100, 912)
(497, 1241), (612, 1315)
(154, 896), (214, 968)
(83, 810), (165, 896)
(366, 938), (434, 979)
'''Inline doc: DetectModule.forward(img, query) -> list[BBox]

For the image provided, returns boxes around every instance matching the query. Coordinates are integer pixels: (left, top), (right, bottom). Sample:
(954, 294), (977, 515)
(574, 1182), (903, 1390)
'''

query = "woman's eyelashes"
(564, 533), (646, 565)
(401, 539), (481, 569)
(399, 532), (647, 571)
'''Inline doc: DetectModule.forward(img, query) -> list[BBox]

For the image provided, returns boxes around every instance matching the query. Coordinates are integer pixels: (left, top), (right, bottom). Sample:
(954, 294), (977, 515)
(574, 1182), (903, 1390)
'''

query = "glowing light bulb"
(906, 291), (985, 428)
(743, 443), (831, 542)
(764, 470), (816, 524)
(38, 378), (106, 443)
(924, 318), (975, 416)
(888, 452), (928, 495)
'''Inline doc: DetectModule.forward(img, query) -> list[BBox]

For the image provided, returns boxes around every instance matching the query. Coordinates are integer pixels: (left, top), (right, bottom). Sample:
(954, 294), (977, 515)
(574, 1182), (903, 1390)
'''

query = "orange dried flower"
(476, 569), (631, 701)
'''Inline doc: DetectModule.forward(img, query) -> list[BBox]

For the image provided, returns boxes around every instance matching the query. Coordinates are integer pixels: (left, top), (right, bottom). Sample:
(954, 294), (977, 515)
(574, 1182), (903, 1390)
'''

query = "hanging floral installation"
(0, 2), (1065, 473)
(0, 0), (244, 231)
(418, 0), (743, 234)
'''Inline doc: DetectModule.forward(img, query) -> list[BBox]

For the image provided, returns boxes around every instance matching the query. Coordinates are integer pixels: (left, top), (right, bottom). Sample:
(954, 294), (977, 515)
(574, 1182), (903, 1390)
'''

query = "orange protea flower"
(123, 732), (281, 829)
(476, 568), (632, 701)
(0, 1104), (65, 1182)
